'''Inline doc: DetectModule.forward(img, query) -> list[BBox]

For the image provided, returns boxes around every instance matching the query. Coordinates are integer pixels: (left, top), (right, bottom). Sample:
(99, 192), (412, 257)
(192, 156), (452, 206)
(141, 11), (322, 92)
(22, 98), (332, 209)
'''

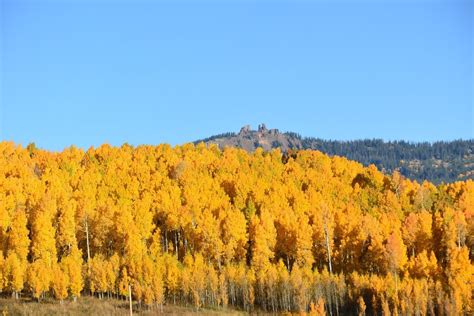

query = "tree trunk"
(324, 222), (333, 275)
(175, 231), (179, 258)
(85, 213), (91, 290)
(129, 285), (133, 316)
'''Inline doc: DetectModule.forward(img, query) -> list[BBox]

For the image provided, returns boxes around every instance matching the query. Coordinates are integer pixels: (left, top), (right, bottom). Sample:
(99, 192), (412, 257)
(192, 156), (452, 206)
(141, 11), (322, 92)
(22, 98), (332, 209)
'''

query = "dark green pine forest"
(198, 125), (474, 184)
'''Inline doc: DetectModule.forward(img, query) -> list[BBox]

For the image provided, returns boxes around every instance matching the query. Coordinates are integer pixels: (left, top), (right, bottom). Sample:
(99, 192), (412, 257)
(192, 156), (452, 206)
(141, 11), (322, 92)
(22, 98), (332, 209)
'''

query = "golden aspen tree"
(309, 192), (336, 274)
(413, 181), (436, 211)
(156, 179), (182, 252)
(75, 159), (100, 269)
(358, 215), (386, 274)
(4, 254), (23, 299)
(163, 254), (180, 304)
(403, 213), (419, 257)
(275, 260), (290, 311)
(434, 207), (461, 268)
(385, 230), (408, 274)
(4, 208), (30, 298)
(245, 266), (256, 310)
(114, 201), (145, 291)
(60, 245), (84, 300)
(446, 247), (473, 314)
(453, 210), (468, 248)
(133, 191), (154, 248)
(411, 278), (429, 315)
(195, 206), (224, 264)
(261, 263), (278, 312)
(148, 228), (162, 260)
(6, 208), (30, 266)
(221, 208), (248, 264)
(180, 258), (192, 304)
(408, 250), (438, 279)
(381, 190), (403, 219)
(249, 209), (276, 271)
(218, 271), (228, 308)
(295, 215), (314, 268)
(118, 267), (130, 299)
(402, 210), (433, 257)
(189, 253), (207, 308)
(141, 256), (156, 305)
(56, 197), (77, 257)
(142, 285), (154, 306)
(290, 264), (310, 312)
(105, 254), (119, 297)
(207, 265), (219, 306)
(51, 264), (69, 302)
(151, 258), (165, 309)
(275, 211), (297, 269)
(27, 260), (50, 300)
(89, 254), (108, 298)
(27, 193), (58, 299)
(31, 196), (58, 264)
(224, 264), (237, 306)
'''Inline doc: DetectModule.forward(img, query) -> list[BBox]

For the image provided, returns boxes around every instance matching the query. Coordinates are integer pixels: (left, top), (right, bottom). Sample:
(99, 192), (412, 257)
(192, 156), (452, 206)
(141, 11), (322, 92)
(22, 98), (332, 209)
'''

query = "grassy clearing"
(0, 297), (246, 315)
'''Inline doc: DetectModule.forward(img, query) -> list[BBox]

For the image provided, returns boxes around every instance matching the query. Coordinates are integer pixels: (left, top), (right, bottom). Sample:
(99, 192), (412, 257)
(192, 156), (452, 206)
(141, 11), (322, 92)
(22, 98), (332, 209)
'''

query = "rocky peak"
(239, 125), (251, 135)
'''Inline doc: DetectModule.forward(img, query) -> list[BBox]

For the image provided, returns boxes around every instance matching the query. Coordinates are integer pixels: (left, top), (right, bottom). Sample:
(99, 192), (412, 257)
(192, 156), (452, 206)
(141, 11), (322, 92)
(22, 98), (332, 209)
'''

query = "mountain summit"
(196, 124), (474, 184)
(198, 124), (305, 152)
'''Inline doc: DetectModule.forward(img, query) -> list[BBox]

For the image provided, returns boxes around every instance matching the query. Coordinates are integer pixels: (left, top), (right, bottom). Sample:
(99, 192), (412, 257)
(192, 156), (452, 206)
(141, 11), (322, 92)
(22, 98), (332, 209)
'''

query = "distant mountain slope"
(196, 124), (474, 184)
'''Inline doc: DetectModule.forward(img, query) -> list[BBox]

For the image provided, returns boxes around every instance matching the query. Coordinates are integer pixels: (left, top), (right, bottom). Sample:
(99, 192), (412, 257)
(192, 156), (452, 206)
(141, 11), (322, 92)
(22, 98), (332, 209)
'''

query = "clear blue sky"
(1, 0), (473, 151)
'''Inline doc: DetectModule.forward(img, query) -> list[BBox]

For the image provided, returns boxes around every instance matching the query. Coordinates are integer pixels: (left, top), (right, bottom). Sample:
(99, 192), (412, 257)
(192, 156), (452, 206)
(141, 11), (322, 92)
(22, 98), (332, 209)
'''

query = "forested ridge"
(0, 141), (473, 315)
(198, 125), (474, 184)
(298, 138), (473, 184)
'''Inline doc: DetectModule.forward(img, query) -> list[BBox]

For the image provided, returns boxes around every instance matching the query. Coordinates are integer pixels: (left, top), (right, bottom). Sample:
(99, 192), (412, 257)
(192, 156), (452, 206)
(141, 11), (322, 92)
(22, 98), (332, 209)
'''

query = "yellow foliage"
(0, 142), (472, 312)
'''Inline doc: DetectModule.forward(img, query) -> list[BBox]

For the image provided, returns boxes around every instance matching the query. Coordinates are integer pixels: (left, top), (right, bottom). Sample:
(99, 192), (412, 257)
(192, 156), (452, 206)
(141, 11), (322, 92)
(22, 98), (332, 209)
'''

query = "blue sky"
(1, 0), (473, 150)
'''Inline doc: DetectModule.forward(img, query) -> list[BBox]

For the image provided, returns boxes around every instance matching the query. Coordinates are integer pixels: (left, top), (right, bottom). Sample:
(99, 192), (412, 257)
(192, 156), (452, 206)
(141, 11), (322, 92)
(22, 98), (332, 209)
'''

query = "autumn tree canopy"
(0, 141), (472, 314)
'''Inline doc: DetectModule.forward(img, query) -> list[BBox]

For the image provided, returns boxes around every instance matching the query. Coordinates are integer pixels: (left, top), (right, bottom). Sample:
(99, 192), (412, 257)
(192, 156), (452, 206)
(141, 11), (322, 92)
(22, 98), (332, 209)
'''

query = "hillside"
(0, 141), (473, 314)
(196, 124), (474, 184)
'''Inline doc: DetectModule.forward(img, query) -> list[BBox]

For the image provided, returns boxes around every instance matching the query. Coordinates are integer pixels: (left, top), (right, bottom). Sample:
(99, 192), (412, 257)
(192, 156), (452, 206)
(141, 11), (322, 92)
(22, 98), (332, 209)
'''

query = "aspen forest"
(0, 141), (473, 315)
